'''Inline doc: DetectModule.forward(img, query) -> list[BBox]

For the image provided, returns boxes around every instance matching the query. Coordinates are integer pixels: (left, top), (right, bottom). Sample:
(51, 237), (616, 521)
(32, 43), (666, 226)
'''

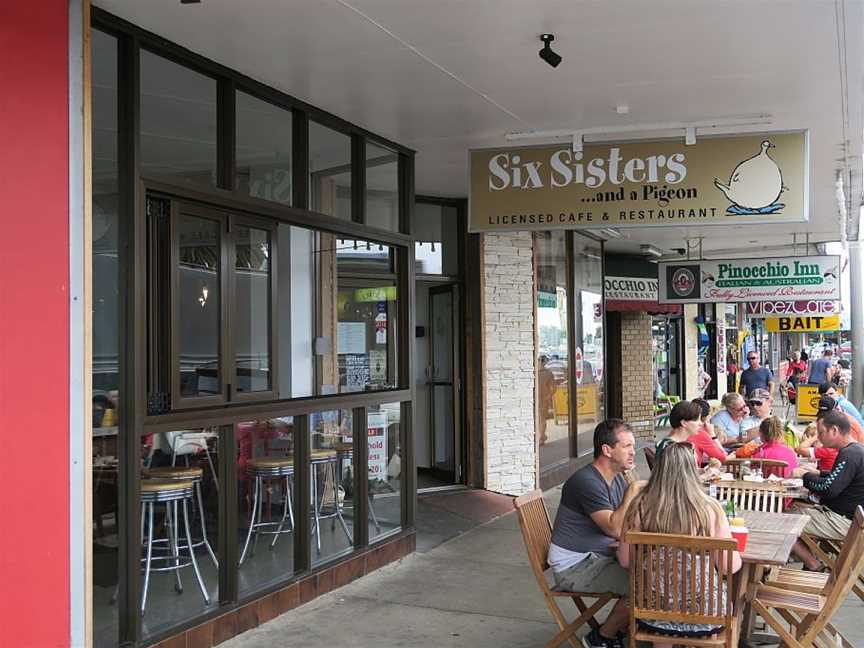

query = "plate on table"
(742, 474), (765, 483)
(782, 478), (804, 488)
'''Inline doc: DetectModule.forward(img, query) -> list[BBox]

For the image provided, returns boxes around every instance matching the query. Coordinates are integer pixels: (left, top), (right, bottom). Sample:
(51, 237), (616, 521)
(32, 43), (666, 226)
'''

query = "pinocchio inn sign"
(468, 131), (808, 232)
(658, 255), (841, 304)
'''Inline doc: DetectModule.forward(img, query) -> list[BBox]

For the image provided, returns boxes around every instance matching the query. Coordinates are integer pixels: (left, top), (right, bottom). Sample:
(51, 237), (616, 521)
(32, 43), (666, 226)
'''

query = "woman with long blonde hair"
(618, 442), (742, 645)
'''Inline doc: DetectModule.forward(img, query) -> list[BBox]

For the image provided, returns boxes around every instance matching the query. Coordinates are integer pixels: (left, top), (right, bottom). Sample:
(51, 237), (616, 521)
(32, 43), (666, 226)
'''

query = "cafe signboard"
(745, 300), (840, 317)
(658, 255), (841, 304)
(764, 314), (841, 333)
(469, 131), (808, 232)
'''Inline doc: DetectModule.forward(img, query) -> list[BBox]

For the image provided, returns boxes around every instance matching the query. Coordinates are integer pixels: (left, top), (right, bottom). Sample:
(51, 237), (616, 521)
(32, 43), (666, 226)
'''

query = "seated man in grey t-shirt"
(548, 419), (645, 648)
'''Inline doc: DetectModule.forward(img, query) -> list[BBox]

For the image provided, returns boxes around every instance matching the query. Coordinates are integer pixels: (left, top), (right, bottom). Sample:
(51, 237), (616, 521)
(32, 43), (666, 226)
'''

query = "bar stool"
(240, 457), (294, 565)
(140, 479), (210, 616)
(309, 449), (351, 553)
(143, 465), (218, 567)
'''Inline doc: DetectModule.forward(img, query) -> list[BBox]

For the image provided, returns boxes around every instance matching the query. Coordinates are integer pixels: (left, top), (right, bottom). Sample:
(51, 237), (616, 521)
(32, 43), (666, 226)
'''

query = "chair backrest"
(802, 506), (864, 643)
(714, 482), (785, 513)
(643, 446), (656, 471)
(626, 531), (737, 634)
(751, 458), (788, 478)
(514, 490), (554, 579)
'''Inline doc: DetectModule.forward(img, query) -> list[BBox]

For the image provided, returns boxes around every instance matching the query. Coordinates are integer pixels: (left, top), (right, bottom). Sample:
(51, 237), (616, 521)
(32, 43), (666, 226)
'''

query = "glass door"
(428, 285), (461, 483)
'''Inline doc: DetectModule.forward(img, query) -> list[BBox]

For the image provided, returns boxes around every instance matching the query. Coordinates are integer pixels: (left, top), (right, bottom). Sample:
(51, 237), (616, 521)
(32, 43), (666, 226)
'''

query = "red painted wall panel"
(0, 2), (70, 646)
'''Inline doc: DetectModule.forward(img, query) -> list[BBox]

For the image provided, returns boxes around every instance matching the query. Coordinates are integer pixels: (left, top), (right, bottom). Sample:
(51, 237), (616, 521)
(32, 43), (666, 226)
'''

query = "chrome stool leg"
(312, 464), (322, 553)
(239, 475), (261, 565)
(182, 498), (210, 605)
(165, 501), (183, 594)
(369, 493), (381, 533)
(194, 480), (218, 567)
(140, 502), (155, 615)
(270, 474), (293, 548)
(329, 460), (352, 542)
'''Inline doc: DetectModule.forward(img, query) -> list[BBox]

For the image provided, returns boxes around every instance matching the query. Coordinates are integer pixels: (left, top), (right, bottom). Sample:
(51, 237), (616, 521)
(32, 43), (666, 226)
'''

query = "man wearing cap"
(740, 388), (773, 441)
(738, 352), (775, 398)
(790, 410), (864, 570)
(818, 382), (864, 427)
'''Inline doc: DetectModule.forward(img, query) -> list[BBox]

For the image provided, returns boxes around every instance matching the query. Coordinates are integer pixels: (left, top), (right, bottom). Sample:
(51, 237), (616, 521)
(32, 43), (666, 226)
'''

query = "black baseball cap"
(816, 395), (838, 418)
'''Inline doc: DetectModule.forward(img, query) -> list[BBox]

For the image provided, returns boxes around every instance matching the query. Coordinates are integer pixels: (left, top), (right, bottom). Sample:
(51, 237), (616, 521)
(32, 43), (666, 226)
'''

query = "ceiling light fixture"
(640, 244), (664, 258)
(538, 34), (562, 68)
(600, 228), (622, 239)
(505, 115), (772, 152)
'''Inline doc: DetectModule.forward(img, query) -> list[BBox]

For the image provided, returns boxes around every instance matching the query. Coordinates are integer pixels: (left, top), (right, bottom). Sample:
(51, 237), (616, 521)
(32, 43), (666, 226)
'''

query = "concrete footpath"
(222, 487), (862, 648)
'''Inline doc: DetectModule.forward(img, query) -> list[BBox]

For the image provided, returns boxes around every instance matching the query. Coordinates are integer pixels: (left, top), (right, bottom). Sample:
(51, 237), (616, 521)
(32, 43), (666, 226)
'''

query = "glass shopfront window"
(572, 237), (605, 454)
(141, 51), (217, 186)
(92, 14), (413, 646)
(236, 92), (292, 205)
(237, 417), (296, 595)
(535, 232), (570, 474)
(309, 121), (351, 221)
(365, 141), (399, 231)
(413, 202), (459, 276)
(310, 409), (354, 565)
(535, 232), (606, 477)
(368, 402), (402, 542)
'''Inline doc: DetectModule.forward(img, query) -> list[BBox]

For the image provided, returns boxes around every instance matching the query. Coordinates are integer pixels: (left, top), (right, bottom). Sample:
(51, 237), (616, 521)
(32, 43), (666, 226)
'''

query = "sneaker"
(581, 629), (619, 648)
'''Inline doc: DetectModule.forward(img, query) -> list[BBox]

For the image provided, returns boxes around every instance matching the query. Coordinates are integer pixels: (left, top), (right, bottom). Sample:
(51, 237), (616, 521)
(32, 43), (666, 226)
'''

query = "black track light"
(539, 34), (562, 68)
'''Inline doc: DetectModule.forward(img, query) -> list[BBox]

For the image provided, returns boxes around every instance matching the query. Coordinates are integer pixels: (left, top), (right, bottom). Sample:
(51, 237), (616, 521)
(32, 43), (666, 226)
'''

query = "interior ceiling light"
(640, 244), (664, 258)
(539, 34), (562, 68)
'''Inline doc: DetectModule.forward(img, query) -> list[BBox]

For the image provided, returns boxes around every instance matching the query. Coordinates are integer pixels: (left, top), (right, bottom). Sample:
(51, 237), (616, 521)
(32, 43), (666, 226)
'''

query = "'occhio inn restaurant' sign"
(469, 131), (808, 232)
(658, 255), (841, 304)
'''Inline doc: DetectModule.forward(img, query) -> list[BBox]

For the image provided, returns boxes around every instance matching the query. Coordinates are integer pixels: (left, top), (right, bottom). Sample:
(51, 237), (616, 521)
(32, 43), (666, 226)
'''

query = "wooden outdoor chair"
(714, 481), (786, 513)
(643, 446), (656, 472)
(749, 506), (864, 648)
(797, 511), (864, 604)
(513, 490), (621, 648)
(724, 458), (788, 479)
(625, 531), (739, 647)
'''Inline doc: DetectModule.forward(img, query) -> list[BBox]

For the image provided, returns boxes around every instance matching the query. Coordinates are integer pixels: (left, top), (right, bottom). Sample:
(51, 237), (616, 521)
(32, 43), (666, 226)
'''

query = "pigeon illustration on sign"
(714, 140), (785, 215)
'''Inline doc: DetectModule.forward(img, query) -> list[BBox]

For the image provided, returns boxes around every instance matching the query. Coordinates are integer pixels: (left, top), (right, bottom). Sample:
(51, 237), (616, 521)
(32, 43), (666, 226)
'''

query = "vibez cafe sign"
(468, 132), (808, 232)
(658, 256), (841, 304)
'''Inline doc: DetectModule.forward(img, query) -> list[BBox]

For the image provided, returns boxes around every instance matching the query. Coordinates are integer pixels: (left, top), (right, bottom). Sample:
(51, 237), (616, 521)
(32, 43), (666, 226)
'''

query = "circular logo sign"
(671, 267), (696, 297)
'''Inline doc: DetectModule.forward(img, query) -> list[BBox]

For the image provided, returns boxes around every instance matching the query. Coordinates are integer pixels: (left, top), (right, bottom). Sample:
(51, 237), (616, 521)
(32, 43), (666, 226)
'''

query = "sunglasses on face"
(748, 400), (763, 407)
(748, 356), (758, 361)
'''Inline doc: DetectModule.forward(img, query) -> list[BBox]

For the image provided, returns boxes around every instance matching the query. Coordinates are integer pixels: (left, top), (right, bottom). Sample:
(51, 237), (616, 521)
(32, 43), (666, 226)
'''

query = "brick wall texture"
(482, 232), (537, 496)
(620, 312), (655, 441)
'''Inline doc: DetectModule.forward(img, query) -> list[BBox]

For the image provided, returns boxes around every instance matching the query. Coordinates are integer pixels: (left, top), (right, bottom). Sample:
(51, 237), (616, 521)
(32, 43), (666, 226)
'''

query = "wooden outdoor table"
(734, 510), (809, 647)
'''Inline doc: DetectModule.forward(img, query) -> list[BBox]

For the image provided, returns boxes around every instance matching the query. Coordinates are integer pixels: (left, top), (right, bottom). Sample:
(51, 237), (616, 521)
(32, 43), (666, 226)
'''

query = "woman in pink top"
(752, 416), (797, 478)
(689, 398), (728, 466)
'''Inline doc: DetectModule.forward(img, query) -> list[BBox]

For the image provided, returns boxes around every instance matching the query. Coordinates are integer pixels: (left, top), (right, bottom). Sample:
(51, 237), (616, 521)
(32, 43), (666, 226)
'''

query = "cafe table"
(734, 509), (809, 646)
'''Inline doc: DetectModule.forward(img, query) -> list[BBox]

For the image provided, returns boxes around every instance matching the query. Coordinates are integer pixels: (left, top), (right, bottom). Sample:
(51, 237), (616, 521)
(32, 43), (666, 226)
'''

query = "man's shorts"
(790, 502), (851, 541)
(552, 552), (628, 596)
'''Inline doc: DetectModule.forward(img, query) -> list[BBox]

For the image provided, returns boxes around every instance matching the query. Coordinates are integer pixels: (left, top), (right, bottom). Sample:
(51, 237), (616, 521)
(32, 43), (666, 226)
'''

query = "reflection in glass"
(535, 232), (570, 474)
(414, 202), (459, 276)
(234, 226), (272, 393)
(368, 403), (402, 541)
(573, 235), (605, 455)
(337, 282), (397, 392)
(140, 50), (217, 186)
(237, 418), (295, 595)
(140, 428), (220, 639)
(178, 215), (221, 397)
(310, 409), (354, 565)
(309, 122), (350, 221)
(91, 28), (119, 648)
(236, 92), (292, 205)
(365, 141), (399, 231)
